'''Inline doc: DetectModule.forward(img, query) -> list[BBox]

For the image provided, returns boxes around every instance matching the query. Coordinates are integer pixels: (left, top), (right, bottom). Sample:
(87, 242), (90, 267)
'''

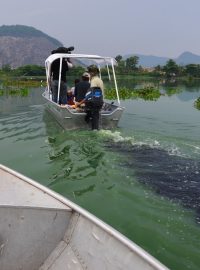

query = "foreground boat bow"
(0, 164), (168, 270)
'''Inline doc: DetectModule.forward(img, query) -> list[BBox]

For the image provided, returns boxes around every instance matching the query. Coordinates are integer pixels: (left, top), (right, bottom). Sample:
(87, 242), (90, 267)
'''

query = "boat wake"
(100, 130), (200, 223)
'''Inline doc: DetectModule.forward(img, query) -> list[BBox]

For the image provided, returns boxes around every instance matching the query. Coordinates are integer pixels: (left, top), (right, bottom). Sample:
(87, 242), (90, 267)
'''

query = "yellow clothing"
(90, 76), (104, 96)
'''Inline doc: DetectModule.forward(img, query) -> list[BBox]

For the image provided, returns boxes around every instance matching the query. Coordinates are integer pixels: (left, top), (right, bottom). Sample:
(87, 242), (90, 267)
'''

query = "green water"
(0, 80), (200, 269)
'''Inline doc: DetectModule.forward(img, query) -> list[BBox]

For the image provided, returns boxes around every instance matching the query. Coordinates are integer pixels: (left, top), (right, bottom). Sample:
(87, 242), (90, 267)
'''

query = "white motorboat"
(0, 164), (168, 270)
(43, 52), (124, 130)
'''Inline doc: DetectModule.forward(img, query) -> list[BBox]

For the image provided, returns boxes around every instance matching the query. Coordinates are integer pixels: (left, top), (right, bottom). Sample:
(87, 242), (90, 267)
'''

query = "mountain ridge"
(0, 25), (200, 68)
(0, 24), (63, 68)
(124, 51), (200, 67)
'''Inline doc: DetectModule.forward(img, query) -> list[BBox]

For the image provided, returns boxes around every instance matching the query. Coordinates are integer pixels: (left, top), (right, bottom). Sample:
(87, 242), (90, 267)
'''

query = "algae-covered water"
(0, 79), (200, 269)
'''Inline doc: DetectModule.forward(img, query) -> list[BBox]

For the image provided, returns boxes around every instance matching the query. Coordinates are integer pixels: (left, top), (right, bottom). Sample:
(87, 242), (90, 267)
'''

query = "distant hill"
(0, 25), (63, 68)
(175, 51), (200, 65)
(1, 25), (200, 69)
(124, 51), (200, 67)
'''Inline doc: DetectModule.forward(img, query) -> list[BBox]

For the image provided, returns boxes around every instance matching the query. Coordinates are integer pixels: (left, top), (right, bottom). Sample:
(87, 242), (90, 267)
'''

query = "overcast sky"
(0, 0), (200, 58)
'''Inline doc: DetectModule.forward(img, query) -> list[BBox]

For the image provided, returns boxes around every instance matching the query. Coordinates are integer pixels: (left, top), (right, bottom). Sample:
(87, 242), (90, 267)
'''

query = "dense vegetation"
(1, 55), (200, 79)
(0, 64), (86, 78)
(114, 55), (200, 78)
(194, 97), (200, 110)
(0, 64), (46, 77)
(105, 86), (162, 101)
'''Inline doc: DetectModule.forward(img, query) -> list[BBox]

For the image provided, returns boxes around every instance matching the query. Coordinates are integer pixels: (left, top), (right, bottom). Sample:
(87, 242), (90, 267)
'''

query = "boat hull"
(42, 91), (124, 130)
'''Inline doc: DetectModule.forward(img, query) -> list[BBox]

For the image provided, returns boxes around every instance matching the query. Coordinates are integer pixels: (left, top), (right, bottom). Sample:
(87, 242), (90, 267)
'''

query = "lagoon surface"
(0, 78), (200, 270)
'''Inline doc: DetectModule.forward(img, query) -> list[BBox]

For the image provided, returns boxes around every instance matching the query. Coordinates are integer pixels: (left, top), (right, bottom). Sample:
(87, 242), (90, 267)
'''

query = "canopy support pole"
(98, 64), (101, 79)
(111, 58), (120, 105)
(46, 62), (51, 99)
(106, 62), (111, 81)
(57, 58), (63, 104)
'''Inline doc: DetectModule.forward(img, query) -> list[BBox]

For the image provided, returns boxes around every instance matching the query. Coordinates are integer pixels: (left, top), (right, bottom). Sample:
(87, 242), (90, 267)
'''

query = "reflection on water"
(0, 105), (45, 142)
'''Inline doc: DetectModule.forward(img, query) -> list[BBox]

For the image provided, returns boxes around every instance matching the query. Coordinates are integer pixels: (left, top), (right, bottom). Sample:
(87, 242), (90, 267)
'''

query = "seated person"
(67, 89), (75, 105)
(74, 72), (90, 102)
(71, 78), (80, 96)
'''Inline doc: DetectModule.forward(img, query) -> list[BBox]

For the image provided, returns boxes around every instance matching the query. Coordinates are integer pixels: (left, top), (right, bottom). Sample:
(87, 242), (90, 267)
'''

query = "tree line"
(0, 64), (86, 78)
(1, 56), (200, 78)
(114, 55), (200, 78)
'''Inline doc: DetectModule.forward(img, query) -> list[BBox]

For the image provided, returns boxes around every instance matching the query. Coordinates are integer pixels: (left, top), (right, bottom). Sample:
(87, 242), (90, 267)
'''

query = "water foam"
(99, 130), (199, 160)
(99, 130), (162, 150)
(99, 130), (135, 144)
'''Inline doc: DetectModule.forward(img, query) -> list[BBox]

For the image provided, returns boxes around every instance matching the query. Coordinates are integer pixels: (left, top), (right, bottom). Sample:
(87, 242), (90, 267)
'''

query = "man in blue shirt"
(74, 72), (90, 102)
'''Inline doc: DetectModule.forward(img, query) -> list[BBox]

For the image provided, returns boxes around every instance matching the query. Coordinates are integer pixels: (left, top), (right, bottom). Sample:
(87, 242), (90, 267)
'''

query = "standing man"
(84, 65), (104, 130)
(50, 49), (73, 104)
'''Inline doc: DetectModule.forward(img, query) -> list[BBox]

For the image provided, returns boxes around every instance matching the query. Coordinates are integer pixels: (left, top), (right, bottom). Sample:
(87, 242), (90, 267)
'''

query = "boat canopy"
(45, 53), (118, 65)
(45, 53), (120, 105)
